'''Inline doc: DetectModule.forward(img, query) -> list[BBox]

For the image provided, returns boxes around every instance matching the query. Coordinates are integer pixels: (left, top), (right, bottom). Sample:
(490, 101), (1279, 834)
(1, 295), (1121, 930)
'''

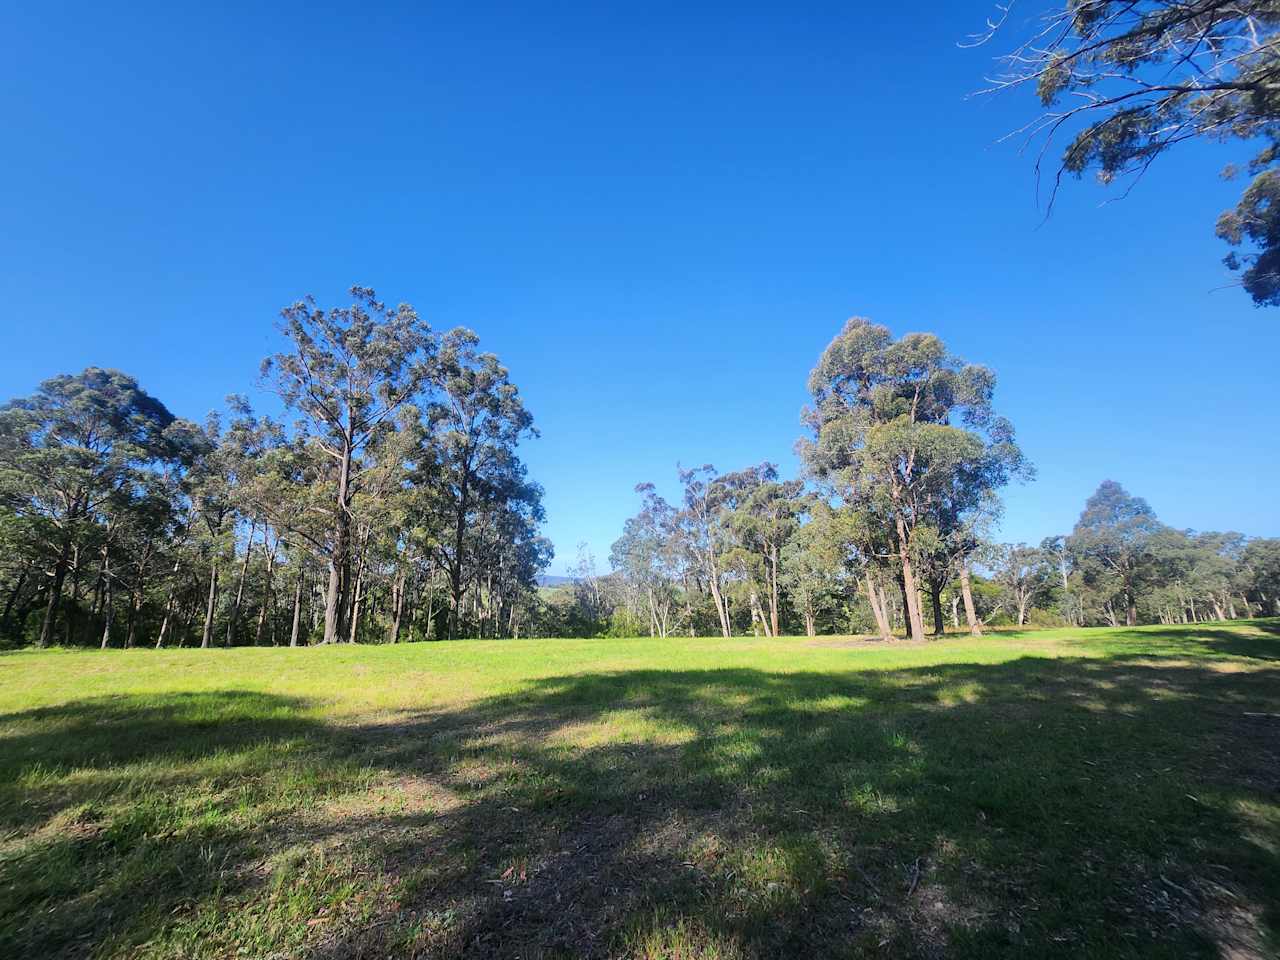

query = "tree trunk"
(865, 572), (893, 641)
(348, 552), (366, 645)
(708, 571), (732, 639)
(748, 589), (766, 637)
(86, 560), (105, 644)
(179, 601), (194, 648)
(99, 547), (113, 650)
(768, 544), (780, 638)
(254, 538), (275, 646)
(38, 537), (72, 647)
(156, 596), (173, 649)
(2, 567), (28, 634)
(64, 544), (83, 646)
(447, 466), (471, 640)
(125, 544), (150, 650)
(226, 521), (257, 647)
(201, 562), (219, 649)
(893, 514), (926, 641)
(425, 582), (437, 641)
(929, 579), (946, 636)
(289, 568), (304, 647)
(876, 582), (895, 631)
(958, 563), (983, 636)
(155, 555), (182, 648)
(388, 571), (406, 644)
(323, 439), (354, 645)
(125, 591), (141, 649)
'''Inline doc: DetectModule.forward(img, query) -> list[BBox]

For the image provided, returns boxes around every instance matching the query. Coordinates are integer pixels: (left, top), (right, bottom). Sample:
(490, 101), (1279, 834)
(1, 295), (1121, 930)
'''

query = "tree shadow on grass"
(2, 652), (1279, 959)
(0, 691), (374, 958)
(330, 655), (1280, 959)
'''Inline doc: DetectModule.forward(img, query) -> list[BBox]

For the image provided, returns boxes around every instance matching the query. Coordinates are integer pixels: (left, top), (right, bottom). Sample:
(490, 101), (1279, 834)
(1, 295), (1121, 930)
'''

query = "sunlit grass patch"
(620, 910), (746, 960)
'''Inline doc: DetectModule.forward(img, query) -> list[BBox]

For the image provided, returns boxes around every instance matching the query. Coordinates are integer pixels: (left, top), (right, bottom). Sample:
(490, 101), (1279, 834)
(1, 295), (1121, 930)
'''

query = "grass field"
(2, 622), (1278, 959)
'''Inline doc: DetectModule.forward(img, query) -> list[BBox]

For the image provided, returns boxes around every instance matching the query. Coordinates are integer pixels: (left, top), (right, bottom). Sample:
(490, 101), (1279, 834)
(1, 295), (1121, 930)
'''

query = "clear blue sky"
(3, 2), (1276, 574)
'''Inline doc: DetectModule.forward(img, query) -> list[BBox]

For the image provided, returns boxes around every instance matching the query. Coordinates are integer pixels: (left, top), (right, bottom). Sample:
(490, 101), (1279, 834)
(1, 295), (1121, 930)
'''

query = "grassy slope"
(1, 623), (1278, 959)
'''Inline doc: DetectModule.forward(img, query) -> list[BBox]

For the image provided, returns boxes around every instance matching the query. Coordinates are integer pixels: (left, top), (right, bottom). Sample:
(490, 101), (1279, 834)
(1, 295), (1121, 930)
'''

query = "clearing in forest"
(2, 621), (1278, 959)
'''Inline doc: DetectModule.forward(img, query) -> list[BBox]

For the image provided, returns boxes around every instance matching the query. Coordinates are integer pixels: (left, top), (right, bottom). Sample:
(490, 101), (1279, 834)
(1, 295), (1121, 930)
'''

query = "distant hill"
(536, 574), (576, 587)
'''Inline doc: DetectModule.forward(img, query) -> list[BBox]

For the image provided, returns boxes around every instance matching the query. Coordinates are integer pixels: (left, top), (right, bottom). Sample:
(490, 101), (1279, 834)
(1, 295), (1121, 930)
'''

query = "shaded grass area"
(1, 622), (1278, 958)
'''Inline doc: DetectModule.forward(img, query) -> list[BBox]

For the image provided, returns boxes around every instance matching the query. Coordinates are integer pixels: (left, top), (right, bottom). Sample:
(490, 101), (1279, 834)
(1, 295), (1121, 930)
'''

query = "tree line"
(0, 287), (550, 649)
(573, 319), (1279, 639)
(3, 307), (1276, 648)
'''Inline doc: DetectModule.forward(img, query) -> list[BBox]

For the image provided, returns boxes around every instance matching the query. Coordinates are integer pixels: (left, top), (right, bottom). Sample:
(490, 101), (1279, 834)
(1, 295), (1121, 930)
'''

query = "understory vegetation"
(2, 620), (1277, 958)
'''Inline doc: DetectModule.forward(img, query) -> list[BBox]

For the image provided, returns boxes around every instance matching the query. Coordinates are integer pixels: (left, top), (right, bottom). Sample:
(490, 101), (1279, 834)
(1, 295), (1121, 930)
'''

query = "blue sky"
(2, 1), (1276, 574)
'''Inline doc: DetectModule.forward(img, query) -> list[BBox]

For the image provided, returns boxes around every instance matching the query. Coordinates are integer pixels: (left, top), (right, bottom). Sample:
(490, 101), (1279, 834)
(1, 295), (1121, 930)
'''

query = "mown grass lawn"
(2, 622), (1278, 959)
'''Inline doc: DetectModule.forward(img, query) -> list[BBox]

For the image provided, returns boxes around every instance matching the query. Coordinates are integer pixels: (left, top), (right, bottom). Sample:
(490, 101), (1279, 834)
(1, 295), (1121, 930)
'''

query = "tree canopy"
(977, 0), (1280, 303)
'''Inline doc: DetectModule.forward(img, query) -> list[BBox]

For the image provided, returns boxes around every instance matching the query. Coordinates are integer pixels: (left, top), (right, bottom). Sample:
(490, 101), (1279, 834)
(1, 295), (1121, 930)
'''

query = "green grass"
(2, 622), (1278, 958)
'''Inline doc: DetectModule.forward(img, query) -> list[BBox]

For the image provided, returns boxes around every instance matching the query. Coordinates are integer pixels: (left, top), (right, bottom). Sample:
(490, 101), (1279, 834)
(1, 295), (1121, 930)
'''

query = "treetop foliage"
(978, 0), (1280, 303)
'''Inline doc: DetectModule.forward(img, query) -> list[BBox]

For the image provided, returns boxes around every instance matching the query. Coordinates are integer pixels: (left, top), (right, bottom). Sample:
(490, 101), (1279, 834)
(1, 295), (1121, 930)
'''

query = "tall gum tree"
(1067, 480), (1164, 627)
(261, 287), (433, 646)
(676, 465), (735, 639)
(718, 463), (804, 638)
(799, 318), (1028, 641)
(419, 328), (537, 639)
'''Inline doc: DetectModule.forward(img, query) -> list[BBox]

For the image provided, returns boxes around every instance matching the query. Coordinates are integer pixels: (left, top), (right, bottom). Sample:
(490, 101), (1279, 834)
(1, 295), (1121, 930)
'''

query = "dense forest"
(1, 305), (1275, 649)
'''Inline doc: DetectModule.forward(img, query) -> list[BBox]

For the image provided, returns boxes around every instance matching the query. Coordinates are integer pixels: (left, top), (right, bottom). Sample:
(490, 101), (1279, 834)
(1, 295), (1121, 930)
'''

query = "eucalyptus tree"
(99, 471), (182, 648)
(779, 501), (850, 637)
(675, 465), (735, 638)
(975, 0), (1280, 303)
(473, 505), (552, 638)
(718, 463), (805, 637)
(800, 318), (1027, 641)
(568, 541), (605, 625)
(989, 543), (1053, 626)
(1241, 537), (1280, 615)
(235, 428), (334, 646)
(261, 287), (434, 645)
(338, 410), (423, 644)
(153, 503), (197, 648)
(0, 368), (192, 647)
(420, 328), (538, 638)
(1040, 535), (1082, 627)
(1177, 530), (1250, 621)
(184, 401), (277, 648)
(1066, 481), (1164, 627)
(610, 483), (681, 637)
